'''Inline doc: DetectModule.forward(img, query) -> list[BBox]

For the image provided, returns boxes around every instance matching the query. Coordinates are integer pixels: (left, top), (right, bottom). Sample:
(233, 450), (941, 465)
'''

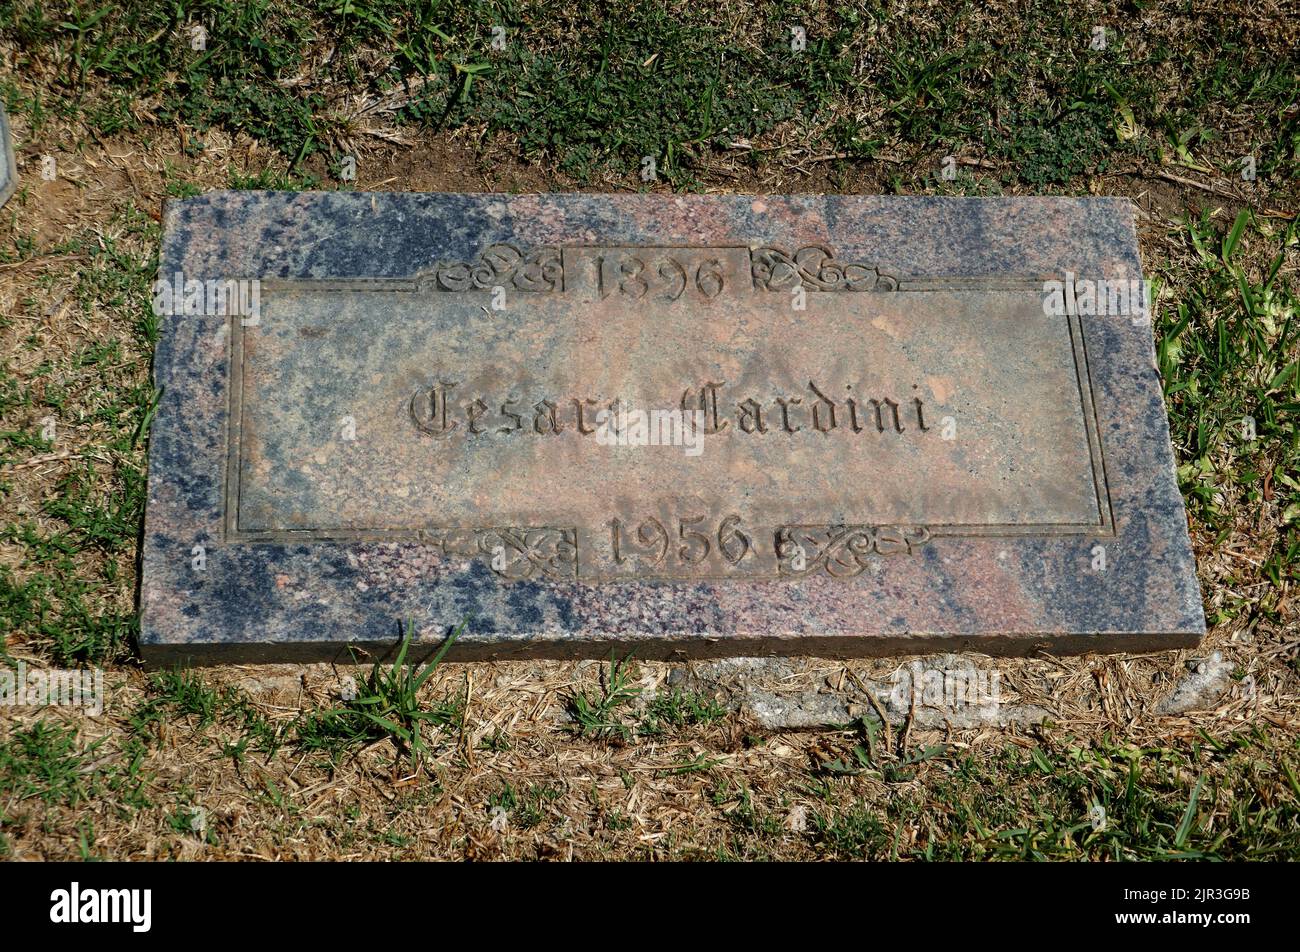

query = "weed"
(565, 655), (641, 742)
(293, 618), (466, 769)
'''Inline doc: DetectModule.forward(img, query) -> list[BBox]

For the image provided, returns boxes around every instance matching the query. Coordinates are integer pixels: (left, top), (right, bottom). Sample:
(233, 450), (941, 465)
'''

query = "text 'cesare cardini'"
(409, 379), (935, 444)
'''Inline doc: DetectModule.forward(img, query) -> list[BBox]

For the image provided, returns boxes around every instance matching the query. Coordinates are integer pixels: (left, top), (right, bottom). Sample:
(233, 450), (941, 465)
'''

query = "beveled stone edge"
(142, 627), (1208, 669)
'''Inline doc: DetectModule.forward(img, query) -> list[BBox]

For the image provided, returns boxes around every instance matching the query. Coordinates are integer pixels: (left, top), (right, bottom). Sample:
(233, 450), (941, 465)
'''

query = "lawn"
(0, 0), (1296, 860)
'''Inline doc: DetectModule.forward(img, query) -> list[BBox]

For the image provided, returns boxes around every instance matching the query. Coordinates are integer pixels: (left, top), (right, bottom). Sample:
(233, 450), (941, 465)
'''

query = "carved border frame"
(222, 245), (1114, 583)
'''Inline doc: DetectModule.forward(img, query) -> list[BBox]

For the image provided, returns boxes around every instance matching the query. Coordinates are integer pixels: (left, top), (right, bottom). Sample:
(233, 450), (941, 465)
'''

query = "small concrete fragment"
(1156, 651), (1235, 715)
(0, 105), (17, 208)
(686, 655), (1051, 730)
(745, 690), (856, 730)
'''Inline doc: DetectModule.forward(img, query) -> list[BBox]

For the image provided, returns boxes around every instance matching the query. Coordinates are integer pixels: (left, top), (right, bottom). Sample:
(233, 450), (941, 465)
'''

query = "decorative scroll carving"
(426, 243), (902, 295)
(417, 526), (577, 580)
(751, 245), (898, 292)
(431, 244), (562, 292)
(775, 525), (931, 578)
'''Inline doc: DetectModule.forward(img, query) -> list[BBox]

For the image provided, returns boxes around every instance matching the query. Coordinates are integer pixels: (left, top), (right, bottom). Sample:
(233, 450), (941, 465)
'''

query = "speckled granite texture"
(140, 192), (1204, 665)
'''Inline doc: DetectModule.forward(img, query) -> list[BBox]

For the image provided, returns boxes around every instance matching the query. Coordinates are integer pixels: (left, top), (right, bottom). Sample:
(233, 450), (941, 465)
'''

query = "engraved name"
(408, 380), (932, 439)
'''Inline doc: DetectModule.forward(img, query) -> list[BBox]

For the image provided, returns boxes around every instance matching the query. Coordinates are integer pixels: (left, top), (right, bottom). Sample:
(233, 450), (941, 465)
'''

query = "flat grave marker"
(140, 193), (1204, 663)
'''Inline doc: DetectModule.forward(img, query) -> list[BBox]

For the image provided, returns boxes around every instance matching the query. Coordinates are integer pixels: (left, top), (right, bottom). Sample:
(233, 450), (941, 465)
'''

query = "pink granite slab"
(139, 193), (1204, 664)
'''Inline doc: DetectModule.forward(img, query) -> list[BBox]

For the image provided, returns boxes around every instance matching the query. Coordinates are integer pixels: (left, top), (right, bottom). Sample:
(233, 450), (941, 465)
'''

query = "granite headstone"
(140, 193), (1204, 663)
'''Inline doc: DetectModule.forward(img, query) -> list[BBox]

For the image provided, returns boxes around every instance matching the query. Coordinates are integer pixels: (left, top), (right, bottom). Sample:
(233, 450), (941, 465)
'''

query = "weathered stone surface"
(1157, 652), (1234, 714)
(140, 192), (1204, 664)
(0, 105), (16, 209)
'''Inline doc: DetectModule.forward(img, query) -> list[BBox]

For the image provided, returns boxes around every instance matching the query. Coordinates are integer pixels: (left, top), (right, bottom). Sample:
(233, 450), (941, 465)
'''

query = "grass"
(805, 730), (1300, 860)
(1158, 211), (1299, 623)
(814, 717), (950, 782)
(489, 780), (563, 829)
(131, 668), (282, 762)
(0, 0), (1296, 860)
(564, 655), (642, 741)
(1, 205), (159, 666)
(0, 721), (150, 841)
(640, 687), (728, 735)
(0, 720), (102, 805)
(293, 620), (465, 769)
(2, 1), (1296, 187)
